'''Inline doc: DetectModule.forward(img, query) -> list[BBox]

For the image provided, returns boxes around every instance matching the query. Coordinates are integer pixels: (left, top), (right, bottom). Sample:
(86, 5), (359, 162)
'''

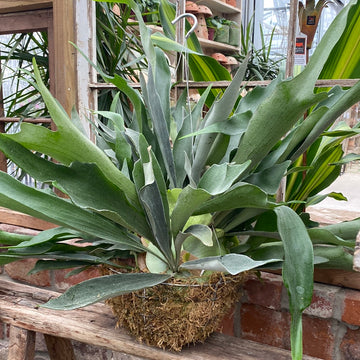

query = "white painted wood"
(74, 0), (97, 140)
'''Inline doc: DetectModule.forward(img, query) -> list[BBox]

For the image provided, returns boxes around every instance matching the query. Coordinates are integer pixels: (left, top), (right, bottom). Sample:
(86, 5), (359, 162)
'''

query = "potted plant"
(0, 0), (359, 359)
(206, 16), (239, 46)
(228, 20), (240, 47)
(212, 16), (230, 44)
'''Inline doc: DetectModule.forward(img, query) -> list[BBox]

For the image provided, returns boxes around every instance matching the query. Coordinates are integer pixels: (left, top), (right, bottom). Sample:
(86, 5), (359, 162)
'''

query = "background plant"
(0, 32), (49, 184)
(233, 17), (286, 81)
(0, 32), (49, 119)
(285, 2), (360, 211)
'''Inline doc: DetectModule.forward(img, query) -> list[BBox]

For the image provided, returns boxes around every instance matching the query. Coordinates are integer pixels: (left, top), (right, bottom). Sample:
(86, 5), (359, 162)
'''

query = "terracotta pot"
(211, 52), (228, 64)
(226, 0), (237, 7)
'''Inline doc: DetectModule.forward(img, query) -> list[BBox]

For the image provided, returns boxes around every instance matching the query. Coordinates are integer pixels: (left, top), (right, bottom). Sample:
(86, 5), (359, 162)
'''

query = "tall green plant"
(285, 2), (360, 210)
(0, 32), (49, 118)
(319, 2), (360, 79)
(95, 1), (149, 114)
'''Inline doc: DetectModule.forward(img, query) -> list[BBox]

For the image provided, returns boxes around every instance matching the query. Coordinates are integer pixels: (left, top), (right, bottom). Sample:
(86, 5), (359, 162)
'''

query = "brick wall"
(221, 272), (360, 360)
(1, 223), (360, 360)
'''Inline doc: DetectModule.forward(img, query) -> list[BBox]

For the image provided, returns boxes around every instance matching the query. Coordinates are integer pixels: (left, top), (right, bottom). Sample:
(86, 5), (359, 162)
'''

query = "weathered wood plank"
(285, 0), (298, 78)
(8, 326), (36, 360)
(0, 117), (51, 124)
(0, 0), (52, 14)
(74, 0), (97, 139)
(0, 207), (57, 231)
(0, 277), (320, 360)
(90, 78), (360, 91)
(0, 9), (52, 34)
(44, 334), (76, 360)
(269, 268), (360, 291)
(313, 269), (360, 291)
(52, 0), (77, 116)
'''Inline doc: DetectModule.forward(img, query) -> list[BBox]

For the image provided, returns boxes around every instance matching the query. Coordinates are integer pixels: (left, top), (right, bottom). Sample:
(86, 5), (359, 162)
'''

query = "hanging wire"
(171, 13), (198, 40)
(171, 13), (198, 162)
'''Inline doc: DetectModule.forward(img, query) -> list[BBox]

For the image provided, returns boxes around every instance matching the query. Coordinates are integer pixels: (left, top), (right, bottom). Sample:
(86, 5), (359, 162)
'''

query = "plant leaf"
(170, 186), (211, 238)
(43, 273), (171, 310)
(138, 167), (174, 267)
(0, 134), (154, 239)
(245, 161), (290, 195)
(0, 231), (32, 246)
(308, 228), (355, 247)
(180, 254), (281, 275)
(198, 161), (251, 195)
(331, 153), (360, 165)
(194, 182), (270, 215)
(275, 206), (314, 360)
(190, 57), (249, 183)
(180, 111), (252, 138)
(0, 172), (144, 252)
(184, 224), (213, 247)
(10, 227), (82, 249)
(28, 60), (140, 209)
(28, 260), (96, 274)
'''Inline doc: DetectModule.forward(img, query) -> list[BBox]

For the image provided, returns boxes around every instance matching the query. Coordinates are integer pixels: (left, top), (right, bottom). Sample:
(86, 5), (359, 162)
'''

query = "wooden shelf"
(0, 0), (52, 14)
(196, 0), (240, 14)
(190, 0), (242, 57)
(199, 37), (239, 53)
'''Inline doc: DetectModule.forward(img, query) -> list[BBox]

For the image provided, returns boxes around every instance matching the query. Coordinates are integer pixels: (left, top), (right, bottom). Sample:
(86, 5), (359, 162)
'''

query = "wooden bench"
(0, 277), (321, 360)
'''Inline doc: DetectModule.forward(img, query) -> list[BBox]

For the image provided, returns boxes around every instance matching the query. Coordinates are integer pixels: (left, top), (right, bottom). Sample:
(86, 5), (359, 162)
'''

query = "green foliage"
(286, 2), (360, 210)
(319, 2), (360, 80)
(95, 1), (149, 115)
(0, 32), (49, 119)
(0, 1), (360, 359)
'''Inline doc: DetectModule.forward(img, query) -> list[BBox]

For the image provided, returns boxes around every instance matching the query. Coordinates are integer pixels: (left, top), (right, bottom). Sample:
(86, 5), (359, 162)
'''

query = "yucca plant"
(0, 0), (360, 358)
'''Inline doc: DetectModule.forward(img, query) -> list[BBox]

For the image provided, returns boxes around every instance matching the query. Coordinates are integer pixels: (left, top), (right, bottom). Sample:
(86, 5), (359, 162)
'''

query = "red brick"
(243, 272), (283, 310)
(240, 303), (289, 348)
(4, 258), (51, 287)
(218, 306), (236, 336)
(342, 290), (360, 326)
(302, 316), (335, 360)
(304, 283), (339, 319)
(53, 266), (102, 291)
(340, 327), (360, 360)
(241, 303), (336, 360)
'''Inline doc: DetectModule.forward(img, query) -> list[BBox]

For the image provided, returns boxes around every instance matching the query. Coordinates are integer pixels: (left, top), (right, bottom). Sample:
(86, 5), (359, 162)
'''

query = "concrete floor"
(307, 162), (360, 224)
